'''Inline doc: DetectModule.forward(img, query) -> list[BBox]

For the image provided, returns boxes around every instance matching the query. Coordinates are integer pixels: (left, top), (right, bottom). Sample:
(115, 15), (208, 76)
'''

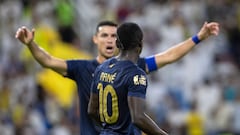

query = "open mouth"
(107, 46), (113, 50)
(106, 46), (114, 53)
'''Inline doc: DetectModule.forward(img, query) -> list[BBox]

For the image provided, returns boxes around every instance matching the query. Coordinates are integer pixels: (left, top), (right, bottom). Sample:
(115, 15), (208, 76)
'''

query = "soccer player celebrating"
(88, 22), (168, 135)
(15, 20), (219, 135)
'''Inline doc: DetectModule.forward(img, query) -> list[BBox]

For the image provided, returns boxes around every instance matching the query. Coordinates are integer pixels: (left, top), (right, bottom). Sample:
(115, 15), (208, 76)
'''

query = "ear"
(116, 37), (125, 49)
(137, 45), (142, 54)
(92, 35), (98, 45)
(138, 42), (142, 48)
(134, 42), (142, 54)
(116, 38), (121, 49)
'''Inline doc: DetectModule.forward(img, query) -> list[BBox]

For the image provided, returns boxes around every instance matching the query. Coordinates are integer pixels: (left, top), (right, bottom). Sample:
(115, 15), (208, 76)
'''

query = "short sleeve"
(127, 70), (147, 99)
(66, 60), (86, 80)
(90, 68), (100, 94)
(90, 80), (98, 94)
(137, 57), (146, 72)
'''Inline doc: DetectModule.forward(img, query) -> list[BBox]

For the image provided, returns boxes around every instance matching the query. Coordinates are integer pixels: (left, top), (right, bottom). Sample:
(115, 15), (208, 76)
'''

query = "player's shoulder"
(130, 66), (146, 76)
(124, 66), (147, 87)
(102, 58), (117, 66)
(123, 62), (147, 79)
(96, 58), (116, 71)
(67, 59), (92, 63)
(67, 59), (98, 66)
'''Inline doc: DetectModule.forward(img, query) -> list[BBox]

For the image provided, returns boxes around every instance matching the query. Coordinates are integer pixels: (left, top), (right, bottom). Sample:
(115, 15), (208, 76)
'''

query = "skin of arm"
(128, 97), (168, 135)
(88, 93), (102, 127)
(148, 22), (219, 70)
(15, 27), (67, 75)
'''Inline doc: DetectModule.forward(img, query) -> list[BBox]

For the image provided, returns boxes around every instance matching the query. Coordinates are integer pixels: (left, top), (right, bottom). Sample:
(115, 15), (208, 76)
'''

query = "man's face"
(93, 25), (118, 59)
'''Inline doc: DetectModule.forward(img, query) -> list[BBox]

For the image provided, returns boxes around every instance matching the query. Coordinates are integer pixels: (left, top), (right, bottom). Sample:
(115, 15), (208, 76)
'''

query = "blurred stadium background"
(0, 0), (240, 135)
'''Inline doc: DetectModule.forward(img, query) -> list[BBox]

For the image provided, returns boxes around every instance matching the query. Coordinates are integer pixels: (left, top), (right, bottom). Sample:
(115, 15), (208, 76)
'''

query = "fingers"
(15, 27), (24, 38)
(15, 28), (23, 39)
(205, 22), (220, 36)
(32, 29), (35, 37)
(15, 26), (34, 40)
(209, 23), (220, 36)
(212, 27), (219, 36)
(23, 28), (28, 37)
(15, 26), (35, 45)
(198, 21), (220, 39)
(204, 21), (208, 27)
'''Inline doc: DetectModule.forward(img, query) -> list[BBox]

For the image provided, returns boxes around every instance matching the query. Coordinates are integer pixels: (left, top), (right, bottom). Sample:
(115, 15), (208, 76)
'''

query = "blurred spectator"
(232, 94), (240, 134)
(185, 100), (205, 135)
(116, 0), (131, 23)
(211, 92), (234, 134)
(55, 0), (78, 44)
(0, 83), (11, 114)
(0, 0), (239, 134)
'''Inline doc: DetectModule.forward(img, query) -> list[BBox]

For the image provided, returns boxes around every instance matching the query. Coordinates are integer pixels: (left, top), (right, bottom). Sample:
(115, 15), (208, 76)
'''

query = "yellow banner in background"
(21, 24), (92, 108)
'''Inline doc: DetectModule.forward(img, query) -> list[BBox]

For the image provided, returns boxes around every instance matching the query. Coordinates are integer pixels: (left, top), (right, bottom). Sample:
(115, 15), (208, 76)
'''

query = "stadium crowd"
(0, 0), (240, 135)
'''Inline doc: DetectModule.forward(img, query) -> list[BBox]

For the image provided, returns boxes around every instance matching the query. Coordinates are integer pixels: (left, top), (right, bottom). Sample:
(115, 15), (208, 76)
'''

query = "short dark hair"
(116, 22), (143, 50)
(95, 21), (118, 34)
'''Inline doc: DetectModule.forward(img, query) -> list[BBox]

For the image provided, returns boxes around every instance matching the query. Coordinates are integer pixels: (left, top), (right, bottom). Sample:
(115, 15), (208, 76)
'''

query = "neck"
(116, 50), (139, 63)
(96, 56), (107, 64)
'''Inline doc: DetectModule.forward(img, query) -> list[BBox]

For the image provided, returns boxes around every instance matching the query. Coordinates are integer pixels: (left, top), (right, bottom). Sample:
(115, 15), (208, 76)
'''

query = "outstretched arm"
(128, 97), (168, 135)
(15, 26), (67, 75)
(145, 22), (219, 72)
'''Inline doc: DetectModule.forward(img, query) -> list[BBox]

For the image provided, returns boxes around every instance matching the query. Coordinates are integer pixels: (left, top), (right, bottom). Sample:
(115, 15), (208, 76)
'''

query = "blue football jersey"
(91, 58), (148, 135)
(67, 59), (99, 135)
(66, 58), (147, 135)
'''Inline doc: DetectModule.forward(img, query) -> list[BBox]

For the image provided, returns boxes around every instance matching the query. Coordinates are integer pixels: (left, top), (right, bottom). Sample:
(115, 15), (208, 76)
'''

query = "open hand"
(15, 26), (35, 45)
(198, 22), (220, 40)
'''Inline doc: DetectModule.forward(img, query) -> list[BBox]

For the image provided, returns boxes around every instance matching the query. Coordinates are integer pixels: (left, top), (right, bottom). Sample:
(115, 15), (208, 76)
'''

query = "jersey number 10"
(97, 83), (119, 124)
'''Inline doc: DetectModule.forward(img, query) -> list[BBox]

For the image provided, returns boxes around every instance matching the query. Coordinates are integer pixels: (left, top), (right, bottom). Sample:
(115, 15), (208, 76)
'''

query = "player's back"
(92, 58), (147, 135)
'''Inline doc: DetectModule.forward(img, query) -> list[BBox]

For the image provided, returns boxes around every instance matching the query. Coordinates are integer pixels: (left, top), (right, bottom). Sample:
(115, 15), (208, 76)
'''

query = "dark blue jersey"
(66, 58), (146, 135)
(91, 58), (148, 135)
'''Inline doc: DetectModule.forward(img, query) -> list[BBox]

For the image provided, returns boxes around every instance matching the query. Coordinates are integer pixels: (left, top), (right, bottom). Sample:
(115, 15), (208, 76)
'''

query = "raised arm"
(128, 97), (168, 135)
(145, 22), (219, 72)
(15, 26), (67, 76)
